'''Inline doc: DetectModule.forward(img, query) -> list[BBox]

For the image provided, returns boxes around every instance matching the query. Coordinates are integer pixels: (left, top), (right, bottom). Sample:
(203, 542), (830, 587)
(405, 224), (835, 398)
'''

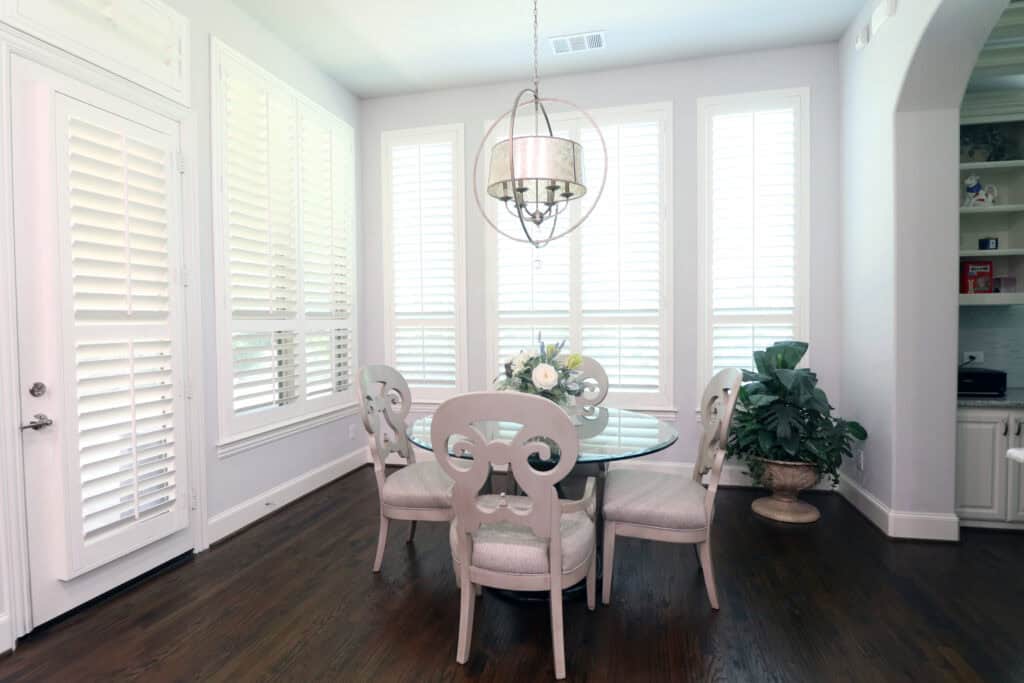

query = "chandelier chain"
(532, 0), (539, 95)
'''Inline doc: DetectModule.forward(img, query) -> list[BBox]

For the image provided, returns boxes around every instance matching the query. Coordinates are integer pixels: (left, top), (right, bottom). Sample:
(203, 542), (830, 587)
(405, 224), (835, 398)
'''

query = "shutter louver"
(387, 135), (460, 390)
(706, 101), (802, 376)
(216, 44), (357, 434)
(58, 96), (188, 576)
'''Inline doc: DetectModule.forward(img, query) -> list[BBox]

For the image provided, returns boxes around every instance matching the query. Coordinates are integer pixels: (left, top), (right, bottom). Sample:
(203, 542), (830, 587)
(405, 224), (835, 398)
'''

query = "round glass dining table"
(406, 406), (678, 464)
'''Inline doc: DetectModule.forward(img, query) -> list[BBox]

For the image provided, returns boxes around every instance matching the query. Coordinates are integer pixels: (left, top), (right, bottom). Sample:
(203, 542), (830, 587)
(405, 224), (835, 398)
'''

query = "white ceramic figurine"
(964, 174), (998, 207)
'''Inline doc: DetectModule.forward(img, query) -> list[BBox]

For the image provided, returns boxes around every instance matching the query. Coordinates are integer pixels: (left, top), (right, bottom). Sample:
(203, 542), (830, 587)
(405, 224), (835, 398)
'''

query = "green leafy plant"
(494, 336), (583, 407)
(727, 341), (867, 486)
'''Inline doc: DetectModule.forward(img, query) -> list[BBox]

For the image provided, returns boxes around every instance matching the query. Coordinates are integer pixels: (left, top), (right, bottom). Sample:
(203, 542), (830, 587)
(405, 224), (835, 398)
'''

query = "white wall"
(359, 43), (842, 464)
(838, 0), (1005, 538)
(162, 0), (367, 530)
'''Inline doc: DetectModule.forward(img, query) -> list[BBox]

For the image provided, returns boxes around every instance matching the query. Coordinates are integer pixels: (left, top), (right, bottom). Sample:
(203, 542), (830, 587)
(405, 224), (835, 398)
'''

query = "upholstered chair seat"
(603, 470), (707, 530)
(381, 461), (453, 510)
(449, 495), (595, 575)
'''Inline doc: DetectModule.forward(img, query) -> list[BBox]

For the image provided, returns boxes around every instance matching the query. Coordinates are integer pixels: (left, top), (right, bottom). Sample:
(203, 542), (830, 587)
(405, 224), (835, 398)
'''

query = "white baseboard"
(836, 478), (960, 541)
(960, 519), (1024, 531)
(207, 446), (369, 544)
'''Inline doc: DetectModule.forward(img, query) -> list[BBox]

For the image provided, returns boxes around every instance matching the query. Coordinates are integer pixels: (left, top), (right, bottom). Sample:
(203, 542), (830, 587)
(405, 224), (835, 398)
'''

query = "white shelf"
(960, 249), (1024, 257)
(960, 160), (1024, 171)
(960, 293), (1024, 306)
(961, 204), (1024, 214)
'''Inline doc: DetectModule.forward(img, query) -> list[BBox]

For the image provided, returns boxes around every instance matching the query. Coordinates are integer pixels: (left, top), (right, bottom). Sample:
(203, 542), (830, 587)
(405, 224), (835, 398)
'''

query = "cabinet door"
(1008, 412), (1024, 522)
(955, 410), (1009, 521)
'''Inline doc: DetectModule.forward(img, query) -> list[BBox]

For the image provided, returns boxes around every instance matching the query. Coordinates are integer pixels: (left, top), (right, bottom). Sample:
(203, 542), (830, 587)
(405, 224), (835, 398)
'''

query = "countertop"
(958, 388), (1024, 409)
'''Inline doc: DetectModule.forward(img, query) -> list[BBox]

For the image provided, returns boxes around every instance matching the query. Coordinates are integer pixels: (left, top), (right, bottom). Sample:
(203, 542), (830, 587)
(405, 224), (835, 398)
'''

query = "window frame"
(696, 87), (811, 396)
(380, 123), (468, 403)
(483, 102), (675, 411)
(210, 39), (359, 449)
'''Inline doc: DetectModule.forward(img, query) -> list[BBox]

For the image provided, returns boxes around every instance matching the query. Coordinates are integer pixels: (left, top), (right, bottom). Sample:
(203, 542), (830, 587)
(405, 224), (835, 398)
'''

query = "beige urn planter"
(750, 459), (821, 523)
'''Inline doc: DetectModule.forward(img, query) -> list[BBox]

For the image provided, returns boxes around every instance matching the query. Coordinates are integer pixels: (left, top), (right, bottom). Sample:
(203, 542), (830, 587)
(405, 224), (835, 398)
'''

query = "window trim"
(380, 123), (468, 401)
(483, 102), (675, 411)
(210, 39), (359, 451)
(696, 87), (811, 397)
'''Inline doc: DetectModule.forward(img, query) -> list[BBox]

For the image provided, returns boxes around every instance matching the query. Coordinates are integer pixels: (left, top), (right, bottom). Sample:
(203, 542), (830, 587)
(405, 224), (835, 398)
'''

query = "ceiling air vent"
(550, 31), (606, 56)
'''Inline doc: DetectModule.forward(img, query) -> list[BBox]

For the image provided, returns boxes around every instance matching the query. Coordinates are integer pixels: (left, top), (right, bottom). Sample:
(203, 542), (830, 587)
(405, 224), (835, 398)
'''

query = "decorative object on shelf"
(979, 237), (999, 250)
(995, 275), (1017, 294)
(963, 174), (998, 207)
(961, 260), (994, 294)
(727, 341), (868, 524)
(960, 124), (1014, 163)
(471, 0), (607, 248)
(495, 335), (583, 408)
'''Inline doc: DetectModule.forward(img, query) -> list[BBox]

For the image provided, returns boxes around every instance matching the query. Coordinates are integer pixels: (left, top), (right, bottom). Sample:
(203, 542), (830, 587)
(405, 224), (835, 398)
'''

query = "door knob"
(20, 414), (53, 431)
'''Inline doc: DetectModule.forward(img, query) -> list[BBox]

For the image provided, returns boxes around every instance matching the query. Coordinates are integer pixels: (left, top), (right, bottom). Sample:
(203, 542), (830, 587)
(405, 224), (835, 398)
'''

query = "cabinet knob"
(1003, 420), (1009, 437)
(1016, 421), (1021, 437)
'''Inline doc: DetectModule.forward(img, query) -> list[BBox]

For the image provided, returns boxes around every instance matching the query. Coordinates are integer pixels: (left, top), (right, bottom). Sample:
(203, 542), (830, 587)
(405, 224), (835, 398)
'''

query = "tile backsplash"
(960, 306), (1024, 386)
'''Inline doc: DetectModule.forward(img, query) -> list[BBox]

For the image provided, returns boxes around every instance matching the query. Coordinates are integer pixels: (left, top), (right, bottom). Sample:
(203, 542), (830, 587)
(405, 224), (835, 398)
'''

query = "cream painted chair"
(359, 365), (453, 573)
(573, 355), (609, 409)
(600, 368), (742, 609)
(432, 391), (597, 680)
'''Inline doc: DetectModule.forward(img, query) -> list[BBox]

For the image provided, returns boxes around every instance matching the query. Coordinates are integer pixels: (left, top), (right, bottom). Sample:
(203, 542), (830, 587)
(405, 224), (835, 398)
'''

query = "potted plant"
(727, 341), (867, 523)
(494, 336), (584, 408)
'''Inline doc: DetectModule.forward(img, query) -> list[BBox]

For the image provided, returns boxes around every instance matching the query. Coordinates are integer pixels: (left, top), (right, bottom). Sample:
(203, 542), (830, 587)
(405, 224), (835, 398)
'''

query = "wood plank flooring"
(1, 465), (1022, 682)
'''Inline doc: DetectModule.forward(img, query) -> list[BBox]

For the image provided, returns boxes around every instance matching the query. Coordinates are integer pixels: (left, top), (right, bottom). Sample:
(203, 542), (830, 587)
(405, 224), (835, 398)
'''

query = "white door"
(10, 55), (193, 626)
(955, 409), (1008, 522)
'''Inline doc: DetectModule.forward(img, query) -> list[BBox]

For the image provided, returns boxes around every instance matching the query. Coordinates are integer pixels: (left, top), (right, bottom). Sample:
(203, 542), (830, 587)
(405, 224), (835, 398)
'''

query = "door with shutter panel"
(11, 56), (192, 626)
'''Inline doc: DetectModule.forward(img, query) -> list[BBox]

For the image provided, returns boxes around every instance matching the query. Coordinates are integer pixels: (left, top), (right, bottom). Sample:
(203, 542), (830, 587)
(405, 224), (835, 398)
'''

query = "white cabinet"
(956, 409), (1009, 521)
(956, 407), (1024, 527)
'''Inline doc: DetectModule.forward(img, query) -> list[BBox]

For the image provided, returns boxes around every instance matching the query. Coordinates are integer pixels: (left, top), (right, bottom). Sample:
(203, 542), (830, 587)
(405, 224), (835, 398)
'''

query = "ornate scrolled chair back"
(694, 368), (743, 479)
(358, 366), (415, 484)
(431, 392), (578, 541)
(573, 356), (609, 409)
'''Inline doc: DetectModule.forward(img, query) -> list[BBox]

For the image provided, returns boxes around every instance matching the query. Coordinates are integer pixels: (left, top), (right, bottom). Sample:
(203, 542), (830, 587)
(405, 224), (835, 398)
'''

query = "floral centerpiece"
(495, 336), (583, 407)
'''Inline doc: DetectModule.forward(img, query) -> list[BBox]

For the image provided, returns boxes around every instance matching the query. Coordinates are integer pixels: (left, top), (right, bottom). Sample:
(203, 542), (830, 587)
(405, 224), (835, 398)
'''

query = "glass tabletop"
(406, 406), (678, 464)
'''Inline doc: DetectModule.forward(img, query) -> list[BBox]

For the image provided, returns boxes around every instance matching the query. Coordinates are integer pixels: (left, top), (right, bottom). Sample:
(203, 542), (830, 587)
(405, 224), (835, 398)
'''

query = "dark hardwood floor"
(1, 466), (1022, 682)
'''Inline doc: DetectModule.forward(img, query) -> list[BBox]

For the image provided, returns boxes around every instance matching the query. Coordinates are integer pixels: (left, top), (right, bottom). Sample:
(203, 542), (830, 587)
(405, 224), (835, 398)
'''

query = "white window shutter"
(701, 91), (807, 382)
(489, 109), (671, 407)
(214, 42), (357, 439)
(59, 97), (188, 576)
(384, 127), (463, 396)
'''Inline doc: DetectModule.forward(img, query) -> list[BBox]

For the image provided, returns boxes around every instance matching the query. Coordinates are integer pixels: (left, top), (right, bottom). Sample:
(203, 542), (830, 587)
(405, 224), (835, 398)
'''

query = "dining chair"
(573, 355), (609, 408)
(359, 365), (454, 573)
(600, 368), (742, 609)
(432, 391), (597, 680)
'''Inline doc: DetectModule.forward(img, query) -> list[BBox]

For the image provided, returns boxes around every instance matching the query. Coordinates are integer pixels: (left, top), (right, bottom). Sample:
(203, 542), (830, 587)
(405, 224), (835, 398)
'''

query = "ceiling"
(236, 0), (866, 98)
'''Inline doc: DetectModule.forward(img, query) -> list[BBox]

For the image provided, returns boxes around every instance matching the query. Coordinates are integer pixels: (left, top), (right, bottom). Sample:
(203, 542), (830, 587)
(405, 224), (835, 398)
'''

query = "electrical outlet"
(857, 449), (865, 472)
(963, 351), (985, 364)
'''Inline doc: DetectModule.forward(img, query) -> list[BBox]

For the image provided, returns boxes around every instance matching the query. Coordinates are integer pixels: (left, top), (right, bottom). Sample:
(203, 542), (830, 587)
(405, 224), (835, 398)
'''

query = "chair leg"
(407, 520), (417, 543)
(586, 550), (596, 611)
(697, 541), (719, 610)
(456, 575), (476, 664)
(550, 581), (566, 680)
(694, 544), (702, 572)
(601, 521), (616, 605)
(373, 515), (390, 573)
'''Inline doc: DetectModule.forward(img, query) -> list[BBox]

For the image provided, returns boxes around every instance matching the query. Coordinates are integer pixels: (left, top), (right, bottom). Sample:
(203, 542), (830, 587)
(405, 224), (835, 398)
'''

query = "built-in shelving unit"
(960, 159), (1024, 171)
(961, 248), (1024, 257)
(961, 204), (1024, 214)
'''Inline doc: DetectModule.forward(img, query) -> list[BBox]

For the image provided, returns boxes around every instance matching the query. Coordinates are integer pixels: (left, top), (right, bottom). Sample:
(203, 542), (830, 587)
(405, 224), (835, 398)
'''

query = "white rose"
(531, 363), (559, 390)
(511, 351), (531, 372)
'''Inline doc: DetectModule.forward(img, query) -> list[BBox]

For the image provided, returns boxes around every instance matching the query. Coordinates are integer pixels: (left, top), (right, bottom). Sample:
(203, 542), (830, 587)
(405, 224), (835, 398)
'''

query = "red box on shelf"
(961, 260), (994, 294)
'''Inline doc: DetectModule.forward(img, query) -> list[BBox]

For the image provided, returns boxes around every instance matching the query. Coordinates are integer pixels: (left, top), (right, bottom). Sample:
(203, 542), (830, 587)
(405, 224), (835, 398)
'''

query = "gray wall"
(359, 43), (843, 465)
(166, 0), (366, 519)
(961, 307), (1024, 387)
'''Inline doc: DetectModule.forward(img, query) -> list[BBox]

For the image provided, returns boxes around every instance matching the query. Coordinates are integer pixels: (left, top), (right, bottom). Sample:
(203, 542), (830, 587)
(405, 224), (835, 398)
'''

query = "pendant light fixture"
(472, 0), (607, 248)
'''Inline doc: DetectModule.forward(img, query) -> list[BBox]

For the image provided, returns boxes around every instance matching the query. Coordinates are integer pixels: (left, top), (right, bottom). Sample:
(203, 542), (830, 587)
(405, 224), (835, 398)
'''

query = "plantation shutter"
(579, 120), (663, 394)
(487, 109), (671, 406)
(58, 95), (188, 576)
(385, 128), (462, 396)
(704, 95), (804, 377)
(215, 43), (357, 438)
